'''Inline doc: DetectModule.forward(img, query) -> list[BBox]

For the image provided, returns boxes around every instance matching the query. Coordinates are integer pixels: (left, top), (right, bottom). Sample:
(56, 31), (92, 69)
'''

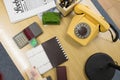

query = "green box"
(42, 12), (61, 25)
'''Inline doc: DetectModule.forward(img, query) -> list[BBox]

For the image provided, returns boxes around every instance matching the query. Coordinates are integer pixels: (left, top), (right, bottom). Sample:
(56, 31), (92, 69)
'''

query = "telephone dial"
(67, 4), (110, 46)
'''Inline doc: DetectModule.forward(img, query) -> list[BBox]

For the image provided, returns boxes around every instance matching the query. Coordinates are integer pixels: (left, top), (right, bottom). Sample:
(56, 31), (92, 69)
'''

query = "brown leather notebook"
(42, 37), (68, 67)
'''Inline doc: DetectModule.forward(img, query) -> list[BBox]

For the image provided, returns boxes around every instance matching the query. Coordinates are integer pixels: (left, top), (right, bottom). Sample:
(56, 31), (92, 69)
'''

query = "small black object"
(85, 53), (117, 80)
(46, 76), (52, 80)
(59, 0), (71, 8)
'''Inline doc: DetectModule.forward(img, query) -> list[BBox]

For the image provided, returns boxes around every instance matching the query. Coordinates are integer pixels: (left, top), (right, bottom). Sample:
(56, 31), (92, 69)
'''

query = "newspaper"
(3, 0), (56, 23)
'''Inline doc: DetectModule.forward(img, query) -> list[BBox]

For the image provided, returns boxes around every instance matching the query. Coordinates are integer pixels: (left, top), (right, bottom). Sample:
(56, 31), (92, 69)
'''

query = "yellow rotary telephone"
(67, 4), (110, 46)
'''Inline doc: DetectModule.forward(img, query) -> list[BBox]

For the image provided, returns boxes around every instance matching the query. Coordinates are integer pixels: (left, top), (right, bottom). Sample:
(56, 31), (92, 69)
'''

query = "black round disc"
(74, 23), (91, 39)
(85, 53), (115, 80)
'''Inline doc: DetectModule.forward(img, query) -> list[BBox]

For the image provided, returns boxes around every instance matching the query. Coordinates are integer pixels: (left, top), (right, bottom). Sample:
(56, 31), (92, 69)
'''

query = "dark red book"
(56, 66), (67, 80)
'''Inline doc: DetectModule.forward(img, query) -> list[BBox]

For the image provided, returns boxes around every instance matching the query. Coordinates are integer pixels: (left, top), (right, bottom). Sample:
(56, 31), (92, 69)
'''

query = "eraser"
(29, 38), (38, 47)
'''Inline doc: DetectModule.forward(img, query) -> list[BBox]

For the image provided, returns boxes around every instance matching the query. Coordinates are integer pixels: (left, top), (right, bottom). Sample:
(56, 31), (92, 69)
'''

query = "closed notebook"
(26, 37), (68, 74)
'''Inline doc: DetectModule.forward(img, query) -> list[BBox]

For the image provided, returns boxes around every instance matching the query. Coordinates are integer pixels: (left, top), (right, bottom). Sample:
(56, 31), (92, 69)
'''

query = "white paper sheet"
(3, 0), (56, 23)
(26, 45), (53, 74)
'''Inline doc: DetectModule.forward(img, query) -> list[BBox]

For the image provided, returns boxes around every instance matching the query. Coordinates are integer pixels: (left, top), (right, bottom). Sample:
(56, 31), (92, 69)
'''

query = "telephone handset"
(67, 4), (110, 46)
(74, 4), (110, 32)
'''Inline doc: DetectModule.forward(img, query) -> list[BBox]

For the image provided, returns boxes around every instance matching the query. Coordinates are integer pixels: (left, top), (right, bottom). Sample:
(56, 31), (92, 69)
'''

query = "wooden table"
(0, 0), (120, 80)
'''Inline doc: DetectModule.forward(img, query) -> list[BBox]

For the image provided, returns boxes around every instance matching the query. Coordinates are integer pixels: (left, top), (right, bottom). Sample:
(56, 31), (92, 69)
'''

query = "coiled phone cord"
(109, 23), (119, 42)
(99, 23), (119, 42)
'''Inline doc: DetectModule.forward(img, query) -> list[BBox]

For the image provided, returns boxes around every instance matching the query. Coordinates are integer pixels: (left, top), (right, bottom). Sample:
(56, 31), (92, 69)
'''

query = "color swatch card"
(26, 37), (68, 74)
(13, 22), (43, 49)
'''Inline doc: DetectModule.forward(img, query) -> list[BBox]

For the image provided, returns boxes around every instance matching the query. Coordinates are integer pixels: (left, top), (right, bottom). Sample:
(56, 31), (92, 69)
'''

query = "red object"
(23, 27), (34, 40)
(56, 66), (67, 80)
(0, 73), (3, 80)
